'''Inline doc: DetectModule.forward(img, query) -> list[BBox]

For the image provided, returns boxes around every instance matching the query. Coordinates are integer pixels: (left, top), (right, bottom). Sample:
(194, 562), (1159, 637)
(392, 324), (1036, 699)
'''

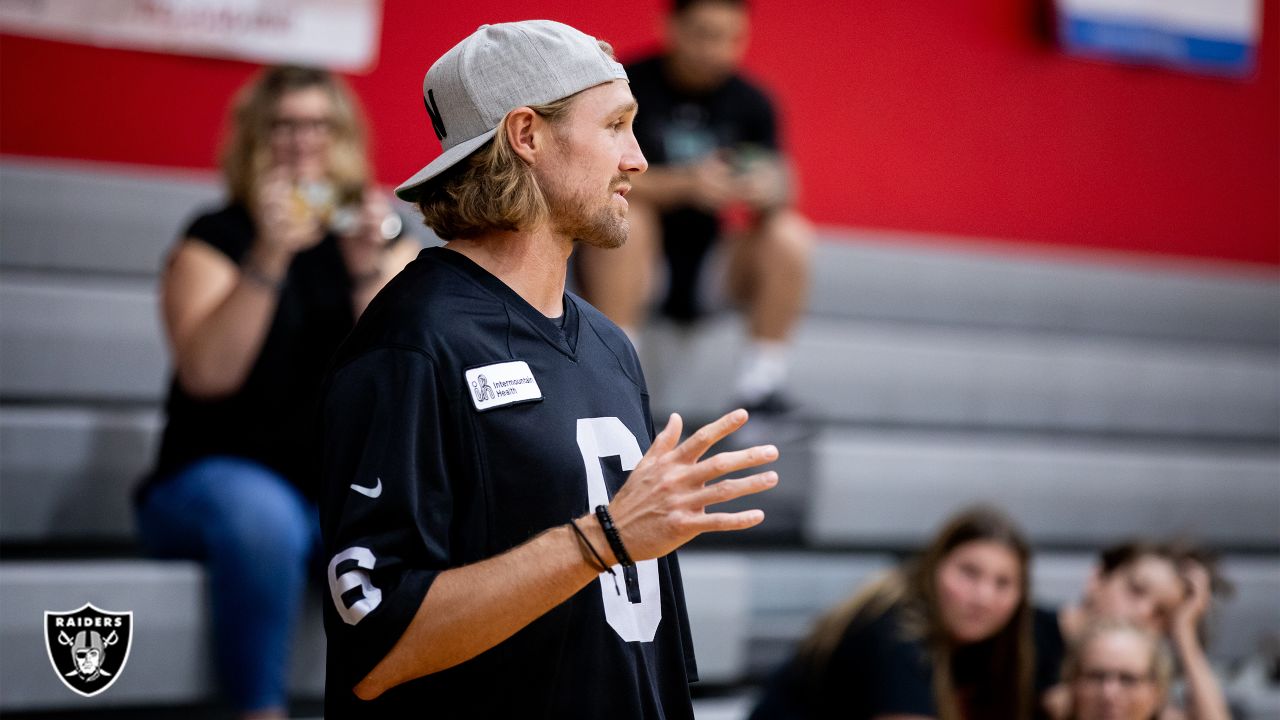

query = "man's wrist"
(594, 505), (635, 568)
(576, 513), (618, 567)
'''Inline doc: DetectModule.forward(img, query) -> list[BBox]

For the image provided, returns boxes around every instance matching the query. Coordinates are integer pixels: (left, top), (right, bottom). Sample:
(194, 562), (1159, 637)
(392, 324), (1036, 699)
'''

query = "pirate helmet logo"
(44, 603), (133, 697)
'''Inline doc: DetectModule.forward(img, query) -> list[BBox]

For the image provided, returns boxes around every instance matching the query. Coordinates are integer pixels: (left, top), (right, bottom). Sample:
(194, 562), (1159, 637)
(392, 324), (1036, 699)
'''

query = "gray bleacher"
(1, 158), (1278, 715)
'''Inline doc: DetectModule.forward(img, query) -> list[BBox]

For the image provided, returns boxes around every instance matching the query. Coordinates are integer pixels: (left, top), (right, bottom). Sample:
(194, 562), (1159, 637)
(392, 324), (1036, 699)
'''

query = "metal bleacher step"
(642, 315), (1279, 441)
(804, 427), (1280, 549)
(804, 233), (1280, 348)
(0, 274), (167, 403)
(0, 405), (160, 542)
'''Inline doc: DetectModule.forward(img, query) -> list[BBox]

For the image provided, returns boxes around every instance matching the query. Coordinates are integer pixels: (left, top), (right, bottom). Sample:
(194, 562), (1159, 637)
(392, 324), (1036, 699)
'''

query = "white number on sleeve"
(328, 546), (382, 625)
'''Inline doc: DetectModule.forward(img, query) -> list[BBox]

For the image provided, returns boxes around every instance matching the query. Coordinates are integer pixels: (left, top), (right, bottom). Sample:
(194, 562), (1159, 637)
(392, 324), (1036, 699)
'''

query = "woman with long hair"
(134, 65), (418, 719)
(750, 505), (1040, 720)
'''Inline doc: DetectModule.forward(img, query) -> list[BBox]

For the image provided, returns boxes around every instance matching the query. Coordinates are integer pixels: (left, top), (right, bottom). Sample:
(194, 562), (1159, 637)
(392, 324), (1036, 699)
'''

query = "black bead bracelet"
(594, 505), (634, 568)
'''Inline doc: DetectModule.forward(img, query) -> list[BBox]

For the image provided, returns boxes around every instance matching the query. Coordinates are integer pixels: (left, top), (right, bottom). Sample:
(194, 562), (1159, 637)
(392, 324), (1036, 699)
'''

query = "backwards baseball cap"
(394, 20), (628, 201)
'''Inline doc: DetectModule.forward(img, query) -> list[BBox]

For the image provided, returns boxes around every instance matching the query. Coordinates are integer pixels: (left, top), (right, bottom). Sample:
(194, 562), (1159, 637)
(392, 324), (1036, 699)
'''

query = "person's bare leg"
(576, 198), (661, 340)
(727, 209), (813, 406)
(728, 209), (813, 341)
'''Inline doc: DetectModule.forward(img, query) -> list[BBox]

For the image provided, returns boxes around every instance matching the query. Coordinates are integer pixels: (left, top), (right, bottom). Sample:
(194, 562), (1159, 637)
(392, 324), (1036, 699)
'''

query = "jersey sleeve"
(318, 346), (456, 689)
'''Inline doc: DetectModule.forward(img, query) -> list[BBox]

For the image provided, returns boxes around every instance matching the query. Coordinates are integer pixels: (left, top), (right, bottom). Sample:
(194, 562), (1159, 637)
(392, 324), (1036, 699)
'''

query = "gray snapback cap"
(395, 20), (628, 201)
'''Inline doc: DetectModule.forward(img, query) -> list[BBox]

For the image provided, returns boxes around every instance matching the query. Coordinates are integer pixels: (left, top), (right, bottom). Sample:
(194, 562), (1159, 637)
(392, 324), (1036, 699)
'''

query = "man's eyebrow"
(610, 100), (639, 117)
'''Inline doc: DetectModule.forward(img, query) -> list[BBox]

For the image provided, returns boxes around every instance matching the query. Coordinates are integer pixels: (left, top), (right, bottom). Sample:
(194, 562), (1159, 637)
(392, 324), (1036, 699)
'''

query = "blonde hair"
(415, 95), (575, 240)
(219, 65), (368, 204)
(797, 506), (1036, 720)
(1064, 619), (1173, 719)
(414, 40), (617, 240)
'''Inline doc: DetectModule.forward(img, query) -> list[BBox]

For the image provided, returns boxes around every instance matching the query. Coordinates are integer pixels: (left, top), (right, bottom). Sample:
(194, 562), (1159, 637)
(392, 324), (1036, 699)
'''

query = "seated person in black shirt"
(1045, 541), (1232, 720)
(1059, 619), (1173, 720)
(135, 66), (417, 719)
(749, 506), (1046, 720)
(575, 0), (813, 414)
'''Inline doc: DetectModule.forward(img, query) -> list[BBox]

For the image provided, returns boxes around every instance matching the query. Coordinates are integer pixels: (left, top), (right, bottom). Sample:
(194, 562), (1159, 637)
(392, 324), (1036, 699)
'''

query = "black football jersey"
(318, 247), (698, 718)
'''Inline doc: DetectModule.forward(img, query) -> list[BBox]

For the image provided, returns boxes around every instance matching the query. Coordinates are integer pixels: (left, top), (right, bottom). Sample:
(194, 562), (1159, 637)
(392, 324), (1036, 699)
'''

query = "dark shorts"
(659, 208), (721, 323)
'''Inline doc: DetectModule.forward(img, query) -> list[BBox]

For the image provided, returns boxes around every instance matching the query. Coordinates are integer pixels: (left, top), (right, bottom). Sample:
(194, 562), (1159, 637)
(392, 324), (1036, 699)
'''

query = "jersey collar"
(431, 247), (580, 359)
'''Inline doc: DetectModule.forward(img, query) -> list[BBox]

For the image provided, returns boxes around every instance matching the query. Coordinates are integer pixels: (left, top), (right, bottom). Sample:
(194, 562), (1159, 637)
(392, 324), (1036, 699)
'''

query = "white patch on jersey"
(465, 361), (543, 411)
(350, 477), (382, 498)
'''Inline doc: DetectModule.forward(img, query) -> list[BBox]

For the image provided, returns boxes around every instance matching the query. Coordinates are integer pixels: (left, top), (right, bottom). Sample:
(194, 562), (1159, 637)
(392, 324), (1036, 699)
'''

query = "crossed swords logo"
(44, 604), (132, 698)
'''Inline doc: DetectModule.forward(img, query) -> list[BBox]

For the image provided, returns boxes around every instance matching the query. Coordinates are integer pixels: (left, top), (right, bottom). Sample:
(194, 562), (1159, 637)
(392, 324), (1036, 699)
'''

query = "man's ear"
(505, 107), (540, 165)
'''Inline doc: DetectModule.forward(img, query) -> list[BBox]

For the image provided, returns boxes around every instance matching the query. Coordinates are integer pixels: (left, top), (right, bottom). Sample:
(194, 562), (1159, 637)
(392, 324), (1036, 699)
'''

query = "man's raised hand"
(603, 410), (778, 562)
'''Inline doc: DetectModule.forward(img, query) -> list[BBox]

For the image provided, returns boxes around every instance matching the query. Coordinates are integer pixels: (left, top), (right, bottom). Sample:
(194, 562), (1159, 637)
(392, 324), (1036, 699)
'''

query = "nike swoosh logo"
(350, 477), (382, 498)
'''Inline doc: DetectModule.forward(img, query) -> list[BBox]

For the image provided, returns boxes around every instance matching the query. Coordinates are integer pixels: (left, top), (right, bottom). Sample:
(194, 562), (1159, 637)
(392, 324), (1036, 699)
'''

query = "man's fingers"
(692, 471), (778, 507)
(676, 409), (748, 461)
(651, 413), (683, 456)
(689, 509), (765, 534)
(688, 444), (778, 483)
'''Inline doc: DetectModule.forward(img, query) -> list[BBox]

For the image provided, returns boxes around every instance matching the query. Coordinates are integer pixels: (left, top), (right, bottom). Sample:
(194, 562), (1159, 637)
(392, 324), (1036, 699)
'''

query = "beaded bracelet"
(593, 505), (634, 568)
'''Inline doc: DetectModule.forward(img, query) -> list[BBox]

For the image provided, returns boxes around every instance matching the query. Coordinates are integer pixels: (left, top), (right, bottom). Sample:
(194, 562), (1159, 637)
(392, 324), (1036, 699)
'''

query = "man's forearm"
(353, 519), (614, 700)
(352, 410), (777, 701)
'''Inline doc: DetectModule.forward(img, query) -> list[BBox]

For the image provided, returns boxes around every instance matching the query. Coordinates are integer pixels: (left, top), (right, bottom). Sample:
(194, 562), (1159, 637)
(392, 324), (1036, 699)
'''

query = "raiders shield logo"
(44, 603), (133, 697)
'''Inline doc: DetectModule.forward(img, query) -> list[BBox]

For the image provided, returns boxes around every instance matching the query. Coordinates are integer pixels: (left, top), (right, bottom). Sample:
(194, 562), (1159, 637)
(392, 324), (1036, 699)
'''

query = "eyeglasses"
(270, 117), (333, 136)
(1080, 669), (1153, 689)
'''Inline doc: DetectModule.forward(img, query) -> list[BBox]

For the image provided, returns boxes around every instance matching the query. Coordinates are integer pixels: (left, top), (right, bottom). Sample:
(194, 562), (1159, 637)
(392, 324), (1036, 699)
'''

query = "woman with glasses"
(133, 65), (418, 719)
(1062, 619), (1173, 720)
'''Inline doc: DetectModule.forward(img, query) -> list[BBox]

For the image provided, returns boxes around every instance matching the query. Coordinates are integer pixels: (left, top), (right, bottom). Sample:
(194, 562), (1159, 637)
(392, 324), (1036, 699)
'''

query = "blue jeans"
(136, 456), (321, 713)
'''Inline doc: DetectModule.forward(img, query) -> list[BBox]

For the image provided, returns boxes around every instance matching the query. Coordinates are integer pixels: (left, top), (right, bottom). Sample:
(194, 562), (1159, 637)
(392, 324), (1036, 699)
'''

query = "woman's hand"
(1170, 561), (1211, 643)
(251, 168), (326, 275)
(338, 187), (397, 281)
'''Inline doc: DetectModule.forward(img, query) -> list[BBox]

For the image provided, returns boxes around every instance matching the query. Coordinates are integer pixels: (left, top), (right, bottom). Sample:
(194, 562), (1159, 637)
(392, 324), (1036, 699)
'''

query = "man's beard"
(544, 174), (629, 250)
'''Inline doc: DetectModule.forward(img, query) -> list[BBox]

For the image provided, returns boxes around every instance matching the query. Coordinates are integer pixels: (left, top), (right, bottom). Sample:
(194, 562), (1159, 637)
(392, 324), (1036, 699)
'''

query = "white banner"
(1056, 0), (1262, 77)
(0, 0), (381, 71)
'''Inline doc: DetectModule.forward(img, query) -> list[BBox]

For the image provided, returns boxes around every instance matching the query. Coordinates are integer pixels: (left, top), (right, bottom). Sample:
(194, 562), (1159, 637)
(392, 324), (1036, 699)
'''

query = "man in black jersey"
(576, 0), (814, 415)
(318, 20), (780, 718)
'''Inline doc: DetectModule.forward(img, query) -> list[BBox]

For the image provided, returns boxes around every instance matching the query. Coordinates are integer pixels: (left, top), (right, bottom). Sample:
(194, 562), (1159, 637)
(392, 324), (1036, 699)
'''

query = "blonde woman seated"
(134, 65), (417, 718)
(1060, 619), (1173, 720)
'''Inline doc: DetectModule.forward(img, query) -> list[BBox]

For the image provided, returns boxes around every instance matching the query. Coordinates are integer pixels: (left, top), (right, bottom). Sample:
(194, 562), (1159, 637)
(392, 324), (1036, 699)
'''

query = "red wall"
(3, 0), (1277, 265)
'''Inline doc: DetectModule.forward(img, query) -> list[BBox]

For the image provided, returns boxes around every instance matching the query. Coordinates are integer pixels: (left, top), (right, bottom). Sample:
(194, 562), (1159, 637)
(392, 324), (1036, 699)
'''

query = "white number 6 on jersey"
(576, 417), (662, 642)
(328, 546), (382, 625)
